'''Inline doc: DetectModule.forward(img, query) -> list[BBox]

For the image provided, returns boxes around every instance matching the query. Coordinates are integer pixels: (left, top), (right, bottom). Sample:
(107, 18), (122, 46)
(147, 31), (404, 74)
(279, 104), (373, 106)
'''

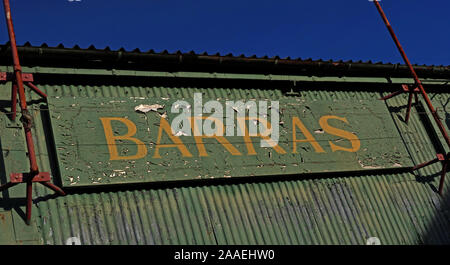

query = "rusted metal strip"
(40, 182), (65, 195)
(10, 172), (51, 183)
(1, 0), (65, 225)
(373, 0), (448, 194)
(411, 156), (440, 171)
(379, 90), (402, 101)
(24, 82), (47, 98)
(0, 72), (33, 82)
(374, 0), (450, 150)
(1, 72), (46, 101)
(3, 0), (37, 171)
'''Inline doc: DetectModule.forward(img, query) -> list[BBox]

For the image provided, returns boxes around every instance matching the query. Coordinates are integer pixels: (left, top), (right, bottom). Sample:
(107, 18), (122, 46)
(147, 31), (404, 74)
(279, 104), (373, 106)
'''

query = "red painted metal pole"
(40, 182), (65, 195)
(25, 82), (47, 98)
(3, 0), (45, 224)
(373, 0), (450, 150)
(3, 0), (39, 175)
(373, 0), (448, 195)
(379, 90), (402, 101)
(411, 156), (440, 171)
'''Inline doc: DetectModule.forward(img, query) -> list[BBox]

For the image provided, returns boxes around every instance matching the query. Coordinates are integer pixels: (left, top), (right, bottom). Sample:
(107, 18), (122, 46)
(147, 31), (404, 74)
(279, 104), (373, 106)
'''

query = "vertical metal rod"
(3, 0), (44, 224)
(373, 0), (450, 150)
(3, 0), (24, 105)
(3, 0), (39, 174)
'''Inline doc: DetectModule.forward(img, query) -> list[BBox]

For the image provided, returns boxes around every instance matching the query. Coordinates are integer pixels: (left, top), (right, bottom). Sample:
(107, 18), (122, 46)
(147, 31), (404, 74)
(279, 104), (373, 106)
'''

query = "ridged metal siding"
(12, 82), (444, 245)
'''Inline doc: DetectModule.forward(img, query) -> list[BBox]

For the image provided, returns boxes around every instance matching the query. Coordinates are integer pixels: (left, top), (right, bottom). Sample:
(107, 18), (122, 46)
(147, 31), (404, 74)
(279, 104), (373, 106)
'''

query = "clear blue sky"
(0, 0), (448, 66)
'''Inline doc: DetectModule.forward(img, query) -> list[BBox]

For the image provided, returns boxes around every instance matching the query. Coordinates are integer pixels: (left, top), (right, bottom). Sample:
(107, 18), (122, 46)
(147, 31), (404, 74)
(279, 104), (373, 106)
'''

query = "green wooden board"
(47, 96), (413, 187)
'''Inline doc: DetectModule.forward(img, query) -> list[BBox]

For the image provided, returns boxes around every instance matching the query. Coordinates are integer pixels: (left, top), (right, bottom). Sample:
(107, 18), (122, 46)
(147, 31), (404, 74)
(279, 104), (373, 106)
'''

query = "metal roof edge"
(1, 43), (450, 79)
(2, 65), (450, 86)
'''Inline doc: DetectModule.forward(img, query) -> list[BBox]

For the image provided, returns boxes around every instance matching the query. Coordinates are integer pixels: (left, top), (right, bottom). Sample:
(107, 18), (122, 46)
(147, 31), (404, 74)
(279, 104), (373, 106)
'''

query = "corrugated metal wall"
(33, 173), (449, 245)
(19, 82), (448, 245)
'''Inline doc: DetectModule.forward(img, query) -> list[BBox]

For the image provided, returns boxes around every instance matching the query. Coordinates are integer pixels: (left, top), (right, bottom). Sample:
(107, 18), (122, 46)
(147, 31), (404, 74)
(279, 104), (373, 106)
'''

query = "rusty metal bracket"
(0, 0), (65, 226)
(412, 153), (449, 195)
(0, 72), (34, 82)
(10, 172), (51, 183)
(1, 71), (47, 121)
(374, 0), (448, 195)
(0, 172), (65, 225)
(380, 84), (420, 124)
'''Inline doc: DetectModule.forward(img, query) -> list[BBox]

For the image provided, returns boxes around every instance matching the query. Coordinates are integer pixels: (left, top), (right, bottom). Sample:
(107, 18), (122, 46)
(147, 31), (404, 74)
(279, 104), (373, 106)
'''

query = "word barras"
(169, 93), (281, 148)
(100, 115), (361, 160)
(49, 97), (411, 186)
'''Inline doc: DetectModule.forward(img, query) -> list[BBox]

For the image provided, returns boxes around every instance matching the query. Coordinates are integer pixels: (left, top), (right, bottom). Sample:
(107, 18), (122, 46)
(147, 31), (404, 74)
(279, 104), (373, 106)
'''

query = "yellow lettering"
(319, 115), (360, 152)
(100, 117), (147, 160)
(238, 117), (286, 155)
(191, 117), (241, 156)
(292, 117), (325, 153)
(153, 117), (193, 158)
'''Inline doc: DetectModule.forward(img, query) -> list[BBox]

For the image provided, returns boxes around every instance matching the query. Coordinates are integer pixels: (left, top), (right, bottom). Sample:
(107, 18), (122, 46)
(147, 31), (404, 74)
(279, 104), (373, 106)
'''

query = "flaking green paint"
(46, 96), (412, 187)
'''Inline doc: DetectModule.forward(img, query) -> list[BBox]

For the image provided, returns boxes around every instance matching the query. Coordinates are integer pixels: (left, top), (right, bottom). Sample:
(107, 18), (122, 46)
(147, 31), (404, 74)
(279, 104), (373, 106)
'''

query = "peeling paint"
(134, 104), (164, 113)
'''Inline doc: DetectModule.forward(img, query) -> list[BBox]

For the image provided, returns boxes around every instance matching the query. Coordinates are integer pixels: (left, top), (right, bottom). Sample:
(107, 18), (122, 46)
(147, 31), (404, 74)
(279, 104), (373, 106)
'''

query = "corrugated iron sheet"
(3, 81), (442, 245)
(9, 41), (450, 68)
(31, 173), (448, 245)
(2, 42), (450, 79)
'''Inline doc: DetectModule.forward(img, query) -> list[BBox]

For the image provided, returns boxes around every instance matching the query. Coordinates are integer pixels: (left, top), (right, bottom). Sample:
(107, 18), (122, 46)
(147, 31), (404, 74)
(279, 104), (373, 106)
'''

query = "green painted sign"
(47, 96), (413, 187)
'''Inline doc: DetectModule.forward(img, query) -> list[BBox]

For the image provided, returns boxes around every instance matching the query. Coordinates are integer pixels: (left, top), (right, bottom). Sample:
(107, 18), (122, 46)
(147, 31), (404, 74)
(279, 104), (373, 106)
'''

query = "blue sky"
(0, 0), (449, 66)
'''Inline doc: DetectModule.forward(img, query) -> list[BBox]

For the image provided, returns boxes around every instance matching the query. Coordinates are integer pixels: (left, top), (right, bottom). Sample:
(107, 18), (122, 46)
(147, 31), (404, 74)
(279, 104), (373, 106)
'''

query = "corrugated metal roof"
(1, 42), (450, 79)
(1, 77), (448, 245)
(13, 42), (450, 67)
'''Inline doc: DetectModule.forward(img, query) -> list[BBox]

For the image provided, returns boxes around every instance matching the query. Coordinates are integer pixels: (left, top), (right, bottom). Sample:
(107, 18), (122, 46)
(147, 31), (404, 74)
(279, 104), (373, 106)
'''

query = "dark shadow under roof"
(1, 42), (450, 79)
